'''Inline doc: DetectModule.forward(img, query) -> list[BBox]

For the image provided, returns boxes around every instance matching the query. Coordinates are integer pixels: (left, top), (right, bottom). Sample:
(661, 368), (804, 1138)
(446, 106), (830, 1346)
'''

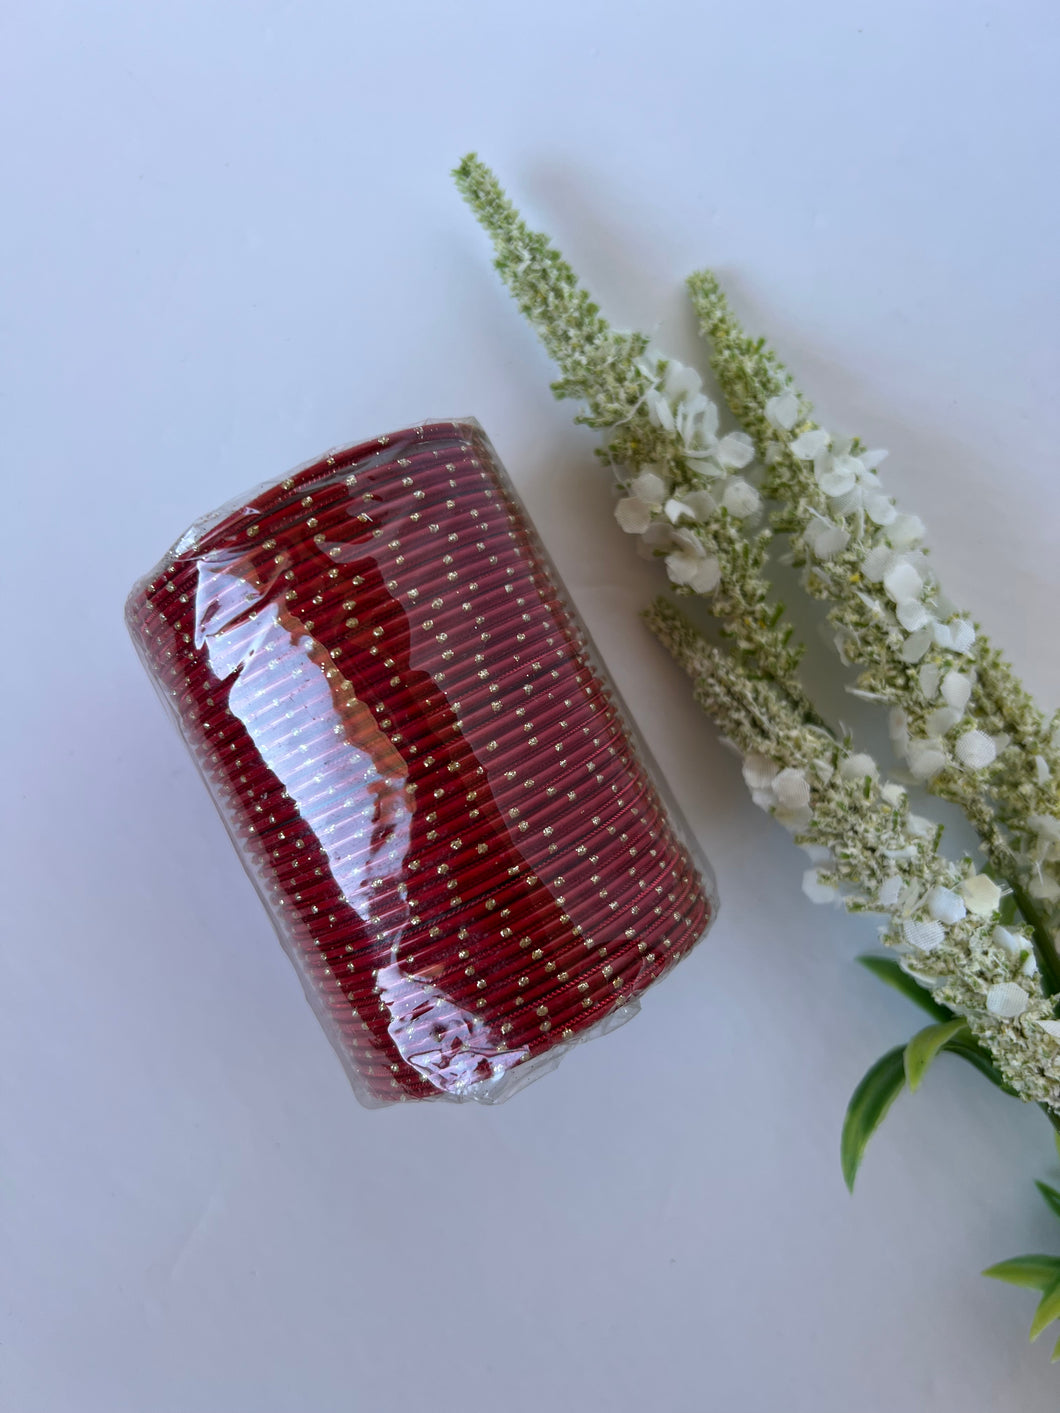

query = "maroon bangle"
(127, 419), (717, 1105)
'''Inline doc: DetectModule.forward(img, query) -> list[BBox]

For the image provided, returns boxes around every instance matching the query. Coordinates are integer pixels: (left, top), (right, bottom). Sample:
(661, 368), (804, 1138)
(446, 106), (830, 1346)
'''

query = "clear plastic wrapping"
(126, 420), (717, 1104)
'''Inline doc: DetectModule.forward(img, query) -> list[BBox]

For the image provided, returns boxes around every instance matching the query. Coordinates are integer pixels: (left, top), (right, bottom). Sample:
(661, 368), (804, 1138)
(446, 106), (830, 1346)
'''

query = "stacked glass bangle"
(126, 420), (717, 1104)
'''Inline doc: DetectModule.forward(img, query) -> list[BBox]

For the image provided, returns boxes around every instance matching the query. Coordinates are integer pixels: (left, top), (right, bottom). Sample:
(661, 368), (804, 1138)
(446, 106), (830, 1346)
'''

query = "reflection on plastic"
(126, 420), (717, 1105)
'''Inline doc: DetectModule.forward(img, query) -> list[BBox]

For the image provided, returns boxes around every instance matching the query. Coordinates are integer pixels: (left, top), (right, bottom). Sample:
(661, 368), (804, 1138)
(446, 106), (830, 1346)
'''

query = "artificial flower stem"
(455, 154), (815, 723)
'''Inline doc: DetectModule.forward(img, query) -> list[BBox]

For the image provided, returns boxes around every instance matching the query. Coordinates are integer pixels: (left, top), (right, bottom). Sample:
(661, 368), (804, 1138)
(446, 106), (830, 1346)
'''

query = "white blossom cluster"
(741, 747), (1035, 1018)
(767, 410), (1012, 787)
(612, 357), (758, 595)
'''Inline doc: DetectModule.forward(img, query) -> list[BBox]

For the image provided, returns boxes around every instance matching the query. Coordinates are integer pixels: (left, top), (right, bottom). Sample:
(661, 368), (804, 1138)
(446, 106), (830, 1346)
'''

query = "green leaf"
(841, 1045), (907, 1193)
(904, 1019), (970, 1092)
(857, 955), (951, 1022)
(857, 956), (1014, 1097)
(941, 1038), (1015, 1094)
(982, 1255), (1060, 1291)
(1036, 1181), (1060, 1225)
(1030, 1273), (1060, 1341)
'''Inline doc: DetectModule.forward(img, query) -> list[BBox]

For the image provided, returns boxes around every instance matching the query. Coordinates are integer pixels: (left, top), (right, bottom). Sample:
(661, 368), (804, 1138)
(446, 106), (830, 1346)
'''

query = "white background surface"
(3, 2), (1059, 1409)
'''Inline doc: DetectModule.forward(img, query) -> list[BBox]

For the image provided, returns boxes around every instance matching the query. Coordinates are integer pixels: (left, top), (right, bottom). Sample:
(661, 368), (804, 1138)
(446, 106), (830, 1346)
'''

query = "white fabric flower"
(676, 387), (755, 470)
(889, 514), (926, 549)
(721, 479), (762, 518)
(641, 361), (739, 468)
(927, 886), (966, 925)
(883, 559), (924, 605)
(900, 628), (934, 664)
(993, 927), (1024, 957)
(743, 754), (779, 791)
(790, 428), (831, 460)
(960, 873), (1002, 917)
(865, 494), (897, 526)
(801, 845), (834, 869)
(773, 768), (812, 811)
(765, 390), (800, 431)
(880, 782), (906, 807)
(948, 619), (976, 654)
(790, 428), (892, 516)
(681, 488), (719, 520)
(1029, 815), (1060, 845)
(742, 756), (813, 830)
(805, 520), (850, 560)
(940, 671), (973, 712)
(714, 432), (755, 468)
(903, 918), (945, 952)
(663, 361), (703, 401)
(897, 600), (932, 632)
(615, 498), (654, 533)
(664, 496), (692, 523)
(935, 619), (976, 654)
(906, 738), (948, 780)
(878, 874), (904, 907)
(918, 662), (941, 699)
(665, 546), (722, 594)
(985, 982), (1029, 1019)
(862, 545), (896, 582)
(839, 752), (878, 782)
(926, 707), (962, 737)
(1029, 872), (1060, 902)
(817, 457), (861, 498)
(955, 730), (997, 770)
(646, 388), (677, 433)
(1036, 1019), (1060, 1041)
(631, 469), (668, 504)
(615, 468), (669, 534)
